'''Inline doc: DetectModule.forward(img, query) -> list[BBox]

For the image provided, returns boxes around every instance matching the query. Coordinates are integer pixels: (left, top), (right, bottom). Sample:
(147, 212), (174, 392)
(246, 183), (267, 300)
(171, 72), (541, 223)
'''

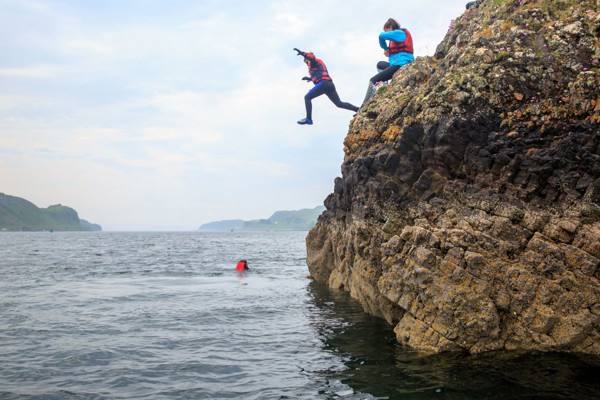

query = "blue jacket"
(379, 30), (415, 67)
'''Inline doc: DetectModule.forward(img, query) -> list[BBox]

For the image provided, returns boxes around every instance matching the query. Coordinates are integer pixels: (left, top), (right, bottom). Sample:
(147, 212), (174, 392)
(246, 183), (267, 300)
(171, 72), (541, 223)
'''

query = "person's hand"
(293, 48), (305, 56)
(302, 76), (311, 82)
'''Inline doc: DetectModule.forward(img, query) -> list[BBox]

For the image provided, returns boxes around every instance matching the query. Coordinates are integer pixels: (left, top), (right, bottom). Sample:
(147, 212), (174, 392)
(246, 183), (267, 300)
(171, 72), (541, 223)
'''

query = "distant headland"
(199, 206), (325, 232)
(0, 193), (101, 232)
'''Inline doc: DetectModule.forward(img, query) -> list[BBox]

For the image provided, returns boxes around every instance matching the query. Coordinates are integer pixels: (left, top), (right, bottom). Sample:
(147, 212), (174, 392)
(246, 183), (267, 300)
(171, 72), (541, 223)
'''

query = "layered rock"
(307, 0), (599, 354)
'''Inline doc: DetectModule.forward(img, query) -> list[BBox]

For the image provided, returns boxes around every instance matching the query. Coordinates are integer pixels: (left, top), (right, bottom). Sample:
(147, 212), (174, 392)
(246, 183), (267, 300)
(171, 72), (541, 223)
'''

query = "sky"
(1, 0), (468, 231)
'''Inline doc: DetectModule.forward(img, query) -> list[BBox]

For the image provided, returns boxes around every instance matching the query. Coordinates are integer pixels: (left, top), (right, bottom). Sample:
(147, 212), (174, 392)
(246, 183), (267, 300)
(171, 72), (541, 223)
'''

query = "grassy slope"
(0, 193), (98, 231)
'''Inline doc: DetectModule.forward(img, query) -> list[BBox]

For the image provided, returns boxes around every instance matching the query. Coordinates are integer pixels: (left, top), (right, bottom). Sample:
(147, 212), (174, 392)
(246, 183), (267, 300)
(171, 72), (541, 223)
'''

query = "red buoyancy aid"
(304, 52), (332, 84)
(388, 28), (414, 55)
(235, 260), (248, 271)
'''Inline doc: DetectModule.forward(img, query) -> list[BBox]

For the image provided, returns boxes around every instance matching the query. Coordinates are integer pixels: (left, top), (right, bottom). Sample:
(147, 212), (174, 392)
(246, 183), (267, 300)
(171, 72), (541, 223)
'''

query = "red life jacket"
(388, 28), (414, 55)
(235, 260), (248, 271)
(304, 52), (332, 84)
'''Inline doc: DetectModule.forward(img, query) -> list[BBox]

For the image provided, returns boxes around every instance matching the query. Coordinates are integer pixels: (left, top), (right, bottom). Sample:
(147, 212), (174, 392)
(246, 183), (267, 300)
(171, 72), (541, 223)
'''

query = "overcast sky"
(1, 0), (468, 231)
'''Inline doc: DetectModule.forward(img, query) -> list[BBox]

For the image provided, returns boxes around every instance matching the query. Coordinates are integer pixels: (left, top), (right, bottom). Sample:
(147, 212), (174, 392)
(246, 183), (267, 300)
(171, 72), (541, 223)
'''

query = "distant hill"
(0, 193), (101, 232)
(198, 206), (325, 232)
(197, 219), (245, 232)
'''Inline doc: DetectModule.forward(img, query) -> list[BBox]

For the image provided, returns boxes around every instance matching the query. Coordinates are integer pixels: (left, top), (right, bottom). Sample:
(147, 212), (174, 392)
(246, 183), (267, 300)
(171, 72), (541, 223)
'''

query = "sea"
(0, 231), (599, 400)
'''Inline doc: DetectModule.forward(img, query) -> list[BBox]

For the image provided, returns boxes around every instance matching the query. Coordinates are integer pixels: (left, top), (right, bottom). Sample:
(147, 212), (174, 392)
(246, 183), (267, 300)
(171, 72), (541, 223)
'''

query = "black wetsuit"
(305, 80), (358, 120)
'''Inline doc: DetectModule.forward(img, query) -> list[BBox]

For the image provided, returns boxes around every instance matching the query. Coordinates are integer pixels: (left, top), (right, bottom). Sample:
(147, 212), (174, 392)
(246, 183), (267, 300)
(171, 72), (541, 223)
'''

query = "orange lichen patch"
(358, 129), (378, 141)
(382, 125), (402, 143)
(514, 92), (524, 101)
(343, 128), (380, 155)
(501, 20), (515, 32)
(480, 25), (494, 38)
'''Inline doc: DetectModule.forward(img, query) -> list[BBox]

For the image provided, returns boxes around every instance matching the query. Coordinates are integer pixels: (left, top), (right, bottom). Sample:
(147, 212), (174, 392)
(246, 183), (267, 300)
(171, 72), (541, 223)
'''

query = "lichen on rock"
(306, 0), (599, 354)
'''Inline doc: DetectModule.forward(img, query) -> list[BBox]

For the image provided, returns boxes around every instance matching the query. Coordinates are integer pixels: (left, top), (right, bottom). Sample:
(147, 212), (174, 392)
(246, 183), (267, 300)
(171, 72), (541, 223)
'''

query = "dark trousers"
(370, 61), (401, 84)
(305, 80), (359, 120)
(361, 61), (401, 105)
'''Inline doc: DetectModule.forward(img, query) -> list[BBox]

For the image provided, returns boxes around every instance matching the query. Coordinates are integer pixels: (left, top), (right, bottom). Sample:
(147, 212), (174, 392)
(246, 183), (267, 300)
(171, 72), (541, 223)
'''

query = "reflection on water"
(307, 281), (600, 400)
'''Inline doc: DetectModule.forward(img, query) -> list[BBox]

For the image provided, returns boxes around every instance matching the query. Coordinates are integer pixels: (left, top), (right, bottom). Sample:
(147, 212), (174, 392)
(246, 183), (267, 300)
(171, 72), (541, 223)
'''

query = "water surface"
(0, 231), (598, 399)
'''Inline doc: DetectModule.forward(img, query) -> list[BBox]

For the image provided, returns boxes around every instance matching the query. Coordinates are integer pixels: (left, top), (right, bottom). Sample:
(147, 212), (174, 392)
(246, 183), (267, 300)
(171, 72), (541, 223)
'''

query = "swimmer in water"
(235, 260), (249, 271)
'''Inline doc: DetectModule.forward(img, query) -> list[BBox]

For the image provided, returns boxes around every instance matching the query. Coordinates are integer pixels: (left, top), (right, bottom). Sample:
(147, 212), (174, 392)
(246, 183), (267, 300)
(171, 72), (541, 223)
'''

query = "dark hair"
(383, 18), (400, 30)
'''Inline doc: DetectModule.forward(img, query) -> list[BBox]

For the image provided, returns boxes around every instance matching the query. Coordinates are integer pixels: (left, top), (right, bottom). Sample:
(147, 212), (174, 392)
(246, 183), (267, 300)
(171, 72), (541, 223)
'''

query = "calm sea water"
(0, 231), (598, 400)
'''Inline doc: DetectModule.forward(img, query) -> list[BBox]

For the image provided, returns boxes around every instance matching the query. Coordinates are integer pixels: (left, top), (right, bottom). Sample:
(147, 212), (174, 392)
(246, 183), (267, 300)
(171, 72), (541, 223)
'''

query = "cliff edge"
(306, 0), (599, 354)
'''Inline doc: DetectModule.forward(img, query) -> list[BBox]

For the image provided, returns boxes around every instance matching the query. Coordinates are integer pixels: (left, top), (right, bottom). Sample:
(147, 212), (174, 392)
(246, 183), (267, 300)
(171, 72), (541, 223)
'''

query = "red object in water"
(235, 260), (248, 271)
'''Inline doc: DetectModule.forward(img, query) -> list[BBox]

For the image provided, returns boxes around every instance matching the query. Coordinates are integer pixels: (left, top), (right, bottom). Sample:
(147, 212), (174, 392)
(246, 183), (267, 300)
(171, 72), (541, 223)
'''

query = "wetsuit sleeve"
(379, 30), (407, 50)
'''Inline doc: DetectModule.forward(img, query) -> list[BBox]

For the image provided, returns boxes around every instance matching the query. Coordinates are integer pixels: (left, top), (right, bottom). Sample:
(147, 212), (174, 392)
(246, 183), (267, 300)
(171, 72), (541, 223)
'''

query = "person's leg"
(361, 64), (401, 105)
(303, 81), (328, 121)
(372, 64), (401, 84)
(376, 61), (390, 73)
(323, 81), (359, 112)
(361, 81), (377, 106)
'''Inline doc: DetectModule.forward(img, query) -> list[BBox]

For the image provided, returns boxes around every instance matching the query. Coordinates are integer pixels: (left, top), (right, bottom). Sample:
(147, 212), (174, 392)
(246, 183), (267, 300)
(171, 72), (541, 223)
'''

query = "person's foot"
(297, 118), (313, 125)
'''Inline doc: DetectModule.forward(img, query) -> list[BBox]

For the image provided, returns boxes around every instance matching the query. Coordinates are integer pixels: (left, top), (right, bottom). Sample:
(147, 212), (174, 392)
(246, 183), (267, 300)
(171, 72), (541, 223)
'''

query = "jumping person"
(361, 18), (414, 106)
(294, 48), (359, 125)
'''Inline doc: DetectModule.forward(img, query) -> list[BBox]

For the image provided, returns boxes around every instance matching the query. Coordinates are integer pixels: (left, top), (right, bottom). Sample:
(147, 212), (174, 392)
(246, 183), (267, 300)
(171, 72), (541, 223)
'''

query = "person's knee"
(377, 61), (389, 71)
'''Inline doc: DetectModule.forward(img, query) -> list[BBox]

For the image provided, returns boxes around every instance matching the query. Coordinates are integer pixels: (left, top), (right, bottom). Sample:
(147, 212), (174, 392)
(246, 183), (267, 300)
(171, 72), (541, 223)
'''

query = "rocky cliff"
(306, 0), (599, 354)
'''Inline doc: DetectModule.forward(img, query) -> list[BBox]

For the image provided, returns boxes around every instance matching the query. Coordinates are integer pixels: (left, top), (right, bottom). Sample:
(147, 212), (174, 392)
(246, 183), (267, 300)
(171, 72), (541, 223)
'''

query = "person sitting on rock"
(361, 18), (415, 106)
(294, 48), (359, 125)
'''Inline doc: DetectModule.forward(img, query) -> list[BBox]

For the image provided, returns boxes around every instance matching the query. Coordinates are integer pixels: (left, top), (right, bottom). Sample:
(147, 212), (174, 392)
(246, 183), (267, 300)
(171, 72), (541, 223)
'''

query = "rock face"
(306, 0), (599, 354)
